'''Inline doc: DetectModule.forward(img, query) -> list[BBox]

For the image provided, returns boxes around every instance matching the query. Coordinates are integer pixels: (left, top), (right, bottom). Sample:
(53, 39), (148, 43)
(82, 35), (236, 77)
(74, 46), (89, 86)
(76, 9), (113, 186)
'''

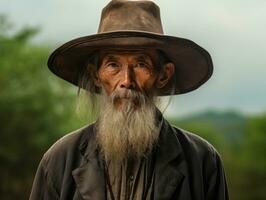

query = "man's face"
(96, 50), (160, 108)
(94, 49), (174, 161)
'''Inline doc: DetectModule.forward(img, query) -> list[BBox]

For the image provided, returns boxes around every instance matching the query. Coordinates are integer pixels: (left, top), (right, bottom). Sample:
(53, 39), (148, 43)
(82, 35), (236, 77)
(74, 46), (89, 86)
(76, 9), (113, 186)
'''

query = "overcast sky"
(1, 0), (266, 117)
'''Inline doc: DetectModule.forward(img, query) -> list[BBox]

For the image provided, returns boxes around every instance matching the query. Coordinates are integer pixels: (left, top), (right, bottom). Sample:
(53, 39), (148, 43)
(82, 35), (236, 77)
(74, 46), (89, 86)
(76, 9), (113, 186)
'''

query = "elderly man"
(30, 0), (229, 200)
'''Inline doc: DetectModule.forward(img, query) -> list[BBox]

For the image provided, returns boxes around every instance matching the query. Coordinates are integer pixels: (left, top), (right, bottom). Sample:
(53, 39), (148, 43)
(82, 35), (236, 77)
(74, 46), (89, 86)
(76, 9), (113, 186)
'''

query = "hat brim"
(48, 31), (213, 96)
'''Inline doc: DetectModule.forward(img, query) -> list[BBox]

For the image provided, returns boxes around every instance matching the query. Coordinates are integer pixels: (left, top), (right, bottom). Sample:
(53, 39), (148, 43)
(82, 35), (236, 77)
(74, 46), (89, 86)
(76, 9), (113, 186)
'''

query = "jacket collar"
(72, 112), (189, 200)
(72, 124), (106, 200)
(153, 118), (192, 199)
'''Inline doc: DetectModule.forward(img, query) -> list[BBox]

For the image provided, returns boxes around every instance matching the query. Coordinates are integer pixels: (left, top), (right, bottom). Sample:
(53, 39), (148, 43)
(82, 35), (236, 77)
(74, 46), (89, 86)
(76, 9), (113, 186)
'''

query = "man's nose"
(120, 66), (136, 89)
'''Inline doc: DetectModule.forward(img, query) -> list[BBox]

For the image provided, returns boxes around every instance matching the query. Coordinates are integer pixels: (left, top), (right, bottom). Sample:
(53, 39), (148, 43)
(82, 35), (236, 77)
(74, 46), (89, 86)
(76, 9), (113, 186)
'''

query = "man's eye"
(107, 62), (119, 68)
(137, 62), (148, 68)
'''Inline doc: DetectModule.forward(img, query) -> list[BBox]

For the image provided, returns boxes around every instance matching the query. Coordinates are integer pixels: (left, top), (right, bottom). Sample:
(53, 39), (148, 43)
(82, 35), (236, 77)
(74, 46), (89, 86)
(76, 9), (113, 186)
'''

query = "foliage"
(0, 16), (87, 200)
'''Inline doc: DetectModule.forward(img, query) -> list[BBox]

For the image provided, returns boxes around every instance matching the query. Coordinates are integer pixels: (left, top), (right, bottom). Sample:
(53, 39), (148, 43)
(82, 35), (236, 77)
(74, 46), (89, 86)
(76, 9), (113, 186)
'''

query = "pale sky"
(1, 0), (266, 117)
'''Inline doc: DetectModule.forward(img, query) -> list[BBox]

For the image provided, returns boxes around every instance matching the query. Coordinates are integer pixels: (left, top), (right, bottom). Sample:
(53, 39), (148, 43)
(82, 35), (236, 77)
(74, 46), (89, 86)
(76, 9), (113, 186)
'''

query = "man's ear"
(93, 73), (101, 87)
(156, 63), (175, 88)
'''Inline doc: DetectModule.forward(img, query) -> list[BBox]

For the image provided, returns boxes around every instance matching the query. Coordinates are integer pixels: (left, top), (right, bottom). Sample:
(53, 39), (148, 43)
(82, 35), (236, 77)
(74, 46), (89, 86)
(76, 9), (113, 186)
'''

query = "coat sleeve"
(205, 151), (229, 200)
(29, 155), (59, 200)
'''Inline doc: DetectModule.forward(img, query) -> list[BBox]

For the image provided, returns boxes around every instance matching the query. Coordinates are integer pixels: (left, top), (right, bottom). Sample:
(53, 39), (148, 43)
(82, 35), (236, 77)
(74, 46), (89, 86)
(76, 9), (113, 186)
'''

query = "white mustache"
(111, 89), (143, 101)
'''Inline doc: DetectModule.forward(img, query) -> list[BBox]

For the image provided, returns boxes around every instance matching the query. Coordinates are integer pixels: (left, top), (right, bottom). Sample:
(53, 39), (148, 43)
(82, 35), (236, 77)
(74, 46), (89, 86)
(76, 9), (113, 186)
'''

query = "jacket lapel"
(72, 126), (106, 200)
(154, 119), (192, 200)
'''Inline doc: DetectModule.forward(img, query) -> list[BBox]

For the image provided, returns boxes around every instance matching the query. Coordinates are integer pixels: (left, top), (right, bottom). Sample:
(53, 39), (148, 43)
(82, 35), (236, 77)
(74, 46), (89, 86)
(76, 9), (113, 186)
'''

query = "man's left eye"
(137, 62), (148, 68)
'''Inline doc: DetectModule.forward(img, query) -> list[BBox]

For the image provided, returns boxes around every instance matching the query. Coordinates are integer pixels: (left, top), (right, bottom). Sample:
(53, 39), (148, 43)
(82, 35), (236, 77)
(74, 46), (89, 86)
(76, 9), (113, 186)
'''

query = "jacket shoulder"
(30, 124), (96, 198)
(41, 123), (95, 172)
(170, 126), (229, 199)
(47, 124), (92, 154)
(172, 125), (221, 164)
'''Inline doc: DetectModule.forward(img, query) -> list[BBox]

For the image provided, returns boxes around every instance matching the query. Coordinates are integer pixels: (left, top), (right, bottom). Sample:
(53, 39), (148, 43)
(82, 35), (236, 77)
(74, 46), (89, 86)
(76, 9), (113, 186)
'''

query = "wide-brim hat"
(48, 0), (213, 96)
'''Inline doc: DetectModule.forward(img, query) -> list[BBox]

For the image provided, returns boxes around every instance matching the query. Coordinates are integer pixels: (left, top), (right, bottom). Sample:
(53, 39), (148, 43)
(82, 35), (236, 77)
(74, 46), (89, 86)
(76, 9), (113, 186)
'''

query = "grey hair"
(156, 50), (177, 113)
(76, 51), (100, 120)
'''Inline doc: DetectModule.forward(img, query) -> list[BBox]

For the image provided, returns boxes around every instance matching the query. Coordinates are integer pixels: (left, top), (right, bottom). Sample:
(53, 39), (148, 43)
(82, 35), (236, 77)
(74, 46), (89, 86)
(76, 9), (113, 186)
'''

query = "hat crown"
(98, 0), (164, 34)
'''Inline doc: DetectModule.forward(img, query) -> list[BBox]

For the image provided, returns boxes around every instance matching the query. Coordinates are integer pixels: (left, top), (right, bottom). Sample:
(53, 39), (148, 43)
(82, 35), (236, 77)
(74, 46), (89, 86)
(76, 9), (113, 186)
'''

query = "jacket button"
(129, 175), (134, 181)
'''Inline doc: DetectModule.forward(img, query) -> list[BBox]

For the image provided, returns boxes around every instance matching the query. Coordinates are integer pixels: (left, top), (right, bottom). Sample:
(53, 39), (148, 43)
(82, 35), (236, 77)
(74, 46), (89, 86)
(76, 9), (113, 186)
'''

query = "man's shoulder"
(170, 124), (219, 159)
(41, 123), (95, 167)
(167, 124), (225, 175)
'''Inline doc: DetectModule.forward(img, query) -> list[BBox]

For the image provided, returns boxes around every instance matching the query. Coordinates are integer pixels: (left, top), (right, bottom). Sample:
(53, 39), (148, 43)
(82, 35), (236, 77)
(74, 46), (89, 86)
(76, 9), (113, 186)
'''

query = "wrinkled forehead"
(99, 48), (159, 64)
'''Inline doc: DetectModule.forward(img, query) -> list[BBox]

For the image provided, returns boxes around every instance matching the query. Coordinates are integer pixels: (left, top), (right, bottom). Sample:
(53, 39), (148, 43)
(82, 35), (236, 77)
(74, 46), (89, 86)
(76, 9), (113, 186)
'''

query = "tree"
(0, 16), (86, 200)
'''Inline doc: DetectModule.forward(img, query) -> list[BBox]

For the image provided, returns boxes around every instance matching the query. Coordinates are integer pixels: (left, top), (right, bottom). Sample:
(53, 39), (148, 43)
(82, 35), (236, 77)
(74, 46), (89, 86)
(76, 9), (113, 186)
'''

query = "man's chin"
(113, 98), (139, 111)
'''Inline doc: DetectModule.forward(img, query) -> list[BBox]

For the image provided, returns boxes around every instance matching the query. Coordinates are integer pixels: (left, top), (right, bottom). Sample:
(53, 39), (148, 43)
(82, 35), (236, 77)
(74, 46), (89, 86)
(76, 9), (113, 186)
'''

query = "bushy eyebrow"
(134, 55), (153, 66)
(135, 55), (148, 60)
(102, 55), (119, 63)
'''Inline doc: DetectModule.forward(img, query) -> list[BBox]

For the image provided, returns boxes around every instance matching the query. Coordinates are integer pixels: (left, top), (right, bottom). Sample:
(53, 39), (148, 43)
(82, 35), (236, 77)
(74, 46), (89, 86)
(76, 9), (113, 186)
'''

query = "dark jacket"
(29, 116), (229, 200)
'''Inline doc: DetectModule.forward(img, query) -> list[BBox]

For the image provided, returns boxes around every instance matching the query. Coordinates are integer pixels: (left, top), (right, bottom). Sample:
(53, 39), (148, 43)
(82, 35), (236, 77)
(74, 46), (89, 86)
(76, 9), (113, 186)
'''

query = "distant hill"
(167, 110), (248, 147)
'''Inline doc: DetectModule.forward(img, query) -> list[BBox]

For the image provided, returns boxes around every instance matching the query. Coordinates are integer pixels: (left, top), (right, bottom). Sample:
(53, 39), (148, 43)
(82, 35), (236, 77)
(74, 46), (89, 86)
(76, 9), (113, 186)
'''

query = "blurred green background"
(1, 0), (266, 199)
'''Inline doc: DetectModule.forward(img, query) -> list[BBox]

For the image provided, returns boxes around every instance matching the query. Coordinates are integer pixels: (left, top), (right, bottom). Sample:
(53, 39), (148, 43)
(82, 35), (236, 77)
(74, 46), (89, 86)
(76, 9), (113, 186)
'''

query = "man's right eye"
(106, 62), (119, 68)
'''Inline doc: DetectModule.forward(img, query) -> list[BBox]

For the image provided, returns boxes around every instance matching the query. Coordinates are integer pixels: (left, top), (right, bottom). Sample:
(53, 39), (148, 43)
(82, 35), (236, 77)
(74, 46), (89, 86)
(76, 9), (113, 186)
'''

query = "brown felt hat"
(48, 0), (213, 96)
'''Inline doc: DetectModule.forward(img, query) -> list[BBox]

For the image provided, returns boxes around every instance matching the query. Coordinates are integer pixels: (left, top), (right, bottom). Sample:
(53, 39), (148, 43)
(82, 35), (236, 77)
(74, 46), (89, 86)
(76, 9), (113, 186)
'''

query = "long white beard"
(96, 89), (160, 163)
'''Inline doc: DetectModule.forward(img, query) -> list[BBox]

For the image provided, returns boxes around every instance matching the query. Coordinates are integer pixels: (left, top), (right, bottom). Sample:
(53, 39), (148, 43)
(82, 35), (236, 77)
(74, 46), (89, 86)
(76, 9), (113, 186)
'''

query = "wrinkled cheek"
(98, 71), (115, 94)
(99, 80), (113, 95)
(138, 78), (157, 91)
(136, 71), (157, 88)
